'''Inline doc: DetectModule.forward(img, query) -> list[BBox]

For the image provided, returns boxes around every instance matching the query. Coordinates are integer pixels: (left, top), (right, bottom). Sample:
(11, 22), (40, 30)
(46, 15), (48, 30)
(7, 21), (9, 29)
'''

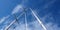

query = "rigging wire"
(30, 8), (47, 30)
(25, 10), (28, 30)
(4, 12), (24, 30)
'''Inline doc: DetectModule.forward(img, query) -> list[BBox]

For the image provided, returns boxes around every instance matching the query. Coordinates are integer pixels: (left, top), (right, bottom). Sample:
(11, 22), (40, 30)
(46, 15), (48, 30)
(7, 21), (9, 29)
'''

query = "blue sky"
(0, 0), (60, 30)
(0, 0), (22, 18)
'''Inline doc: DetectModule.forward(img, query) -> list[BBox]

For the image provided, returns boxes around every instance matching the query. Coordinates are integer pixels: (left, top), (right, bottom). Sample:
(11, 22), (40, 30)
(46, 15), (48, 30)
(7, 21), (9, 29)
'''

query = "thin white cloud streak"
(30, 8), (47, 30)
(0, 15), (10, 24)
(12, 0), (29, 14)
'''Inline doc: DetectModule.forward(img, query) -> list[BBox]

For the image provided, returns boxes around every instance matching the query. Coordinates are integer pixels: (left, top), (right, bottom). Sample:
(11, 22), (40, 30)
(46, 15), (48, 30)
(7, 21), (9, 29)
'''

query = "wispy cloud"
(0, 15), (10, 24)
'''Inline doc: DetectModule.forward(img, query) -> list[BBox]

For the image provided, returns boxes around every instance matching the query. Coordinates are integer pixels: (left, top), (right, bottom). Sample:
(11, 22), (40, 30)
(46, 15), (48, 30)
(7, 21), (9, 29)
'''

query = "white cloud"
(7, 20), (60, 30)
